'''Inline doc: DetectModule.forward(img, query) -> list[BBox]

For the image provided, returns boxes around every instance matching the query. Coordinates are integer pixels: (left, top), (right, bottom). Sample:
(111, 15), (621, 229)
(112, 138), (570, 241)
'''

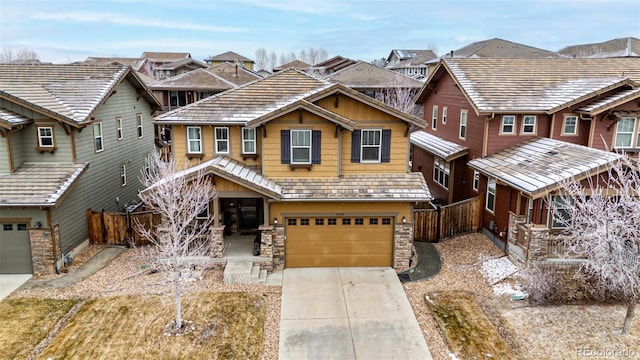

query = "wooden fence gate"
(87, 209), (161, 246)
(413, 195), (483, 242)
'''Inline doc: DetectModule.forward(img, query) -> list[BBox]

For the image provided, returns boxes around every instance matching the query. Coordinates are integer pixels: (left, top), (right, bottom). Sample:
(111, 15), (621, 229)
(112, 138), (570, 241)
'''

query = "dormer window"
(38, 127), (54, 147)
(291, 129), (311, 164)
(242, 128), (256, 154)
(361, 129), (382, 162)
(215, 127), (229, 154)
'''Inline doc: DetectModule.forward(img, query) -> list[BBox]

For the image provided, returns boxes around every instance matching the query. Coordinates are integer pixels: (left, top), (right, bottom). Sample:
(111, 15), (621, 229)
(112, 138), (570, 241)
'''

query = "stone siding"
(258, 225), (274, 272)
(30, 228), (55, 275)
(272, 225), (285, 270)
(210, 226), (225, 258)
(393, 222), (414, 272)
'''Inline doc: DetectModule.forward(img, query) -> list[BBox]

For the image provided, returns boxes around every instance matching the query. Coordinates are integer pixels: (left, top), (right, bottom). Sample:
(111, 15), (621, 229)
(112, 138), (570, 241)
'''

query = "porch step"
(223, 261), (267, 285)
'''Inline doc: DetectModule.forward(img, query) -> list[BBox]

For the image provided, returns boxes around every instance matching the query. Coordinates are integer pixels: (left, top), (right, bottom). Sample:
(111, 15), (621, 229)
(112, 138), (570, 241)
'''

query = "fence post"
(435, 205), (441, 242)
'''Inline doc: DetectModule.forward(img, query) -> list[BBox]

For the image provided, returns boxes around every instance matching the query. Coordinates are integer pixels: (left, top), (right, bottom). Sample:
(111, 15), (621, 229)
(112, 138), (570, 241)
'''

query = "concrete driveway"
(0, 274), (31, 300)
(279, 267), (432, 360)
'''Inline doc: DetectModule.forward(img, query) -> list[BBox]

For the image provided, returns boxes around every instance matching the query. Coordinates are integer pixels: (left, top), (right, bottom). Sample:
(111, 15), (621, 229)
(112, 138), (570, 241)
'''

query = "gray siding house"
(0, 64), (161, 275)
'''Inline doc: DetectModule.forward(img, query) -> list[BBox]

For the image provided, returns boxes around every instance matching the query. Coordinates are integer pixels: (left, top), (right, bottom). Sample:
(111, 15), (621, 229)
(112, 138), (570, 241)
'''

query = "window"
(38, 127), (54, 147)
(459, 110), (467, 139)
(369, 218), (378, 225)
(342, 218), (351, 225)
(93, 122), (104, 152)
(382, 218), (391, 225)
(315, 218), (324, 225)
(17, 224), (27, 231)
(143, 154), (151, 176)
(300, 218), (310, 226)
(432, 105), (438, 130)
(328, 218), (337, 225)
(361, 129), (382, 162)
(287, 218), (297, 226)
(562, 115), (578, 135)
(473, 170), (479, 191)
(187, 126), (202, 154)
(615, 117), (636, 148)
(442, 107), (447, 124)
(551, 195), (573, 228)
(522, 115), (536, 134)
(355, 218), (364, 225)
(291, 129), (311, 164)
(116, 117), (123, 140)
(242, 128), (256, 154)
(169, 91), (187, 108)
(215, 127), (229, 154)
(3, 224), (12, 231)
(433, 156), (450, 189)
(120, 164), (126, 187)
(196, 203), (210, 220)
(136, 114), (143, 138)
(486, 178), (496, 212)
(501, 115), (515, 134)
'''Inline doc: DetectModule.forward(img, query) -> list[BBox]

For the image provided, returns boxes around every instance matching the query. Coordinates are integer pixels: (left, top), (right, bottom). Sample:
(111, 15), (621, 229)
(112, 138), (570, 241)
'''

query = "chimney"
(235, 64), (238, 77)
(449, 50), (454, 58)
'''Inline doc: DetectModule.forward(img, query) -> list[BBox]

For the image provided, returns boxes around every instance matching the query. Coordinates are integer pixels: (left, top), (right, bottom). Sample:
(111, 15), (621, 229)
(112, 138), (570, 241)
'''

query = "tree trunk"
(175, 278), (182, 330)
(622, 295), (637, 335)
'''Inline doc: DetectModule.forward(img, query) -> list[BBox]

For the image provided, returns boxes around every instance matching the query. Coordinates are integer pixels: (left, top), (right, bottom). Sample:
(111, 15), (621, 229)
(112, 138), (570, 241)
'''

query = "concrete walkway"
(279, 267), (432, 360)
(0, 274), (32, 300)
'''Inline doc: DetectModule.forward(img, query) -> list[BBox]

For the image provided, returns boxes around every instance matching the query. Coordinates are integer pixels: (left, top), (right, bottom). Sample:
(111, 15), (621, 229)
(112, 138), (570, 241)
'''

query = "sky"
(0, 0), (639, 65)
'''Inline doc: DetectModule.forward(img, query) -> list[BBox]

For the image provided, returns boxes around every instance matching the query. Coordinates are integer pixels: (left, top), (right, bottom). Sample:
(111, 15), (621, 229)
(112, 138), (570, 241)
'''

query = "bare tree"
(552, 154), (640, 335)
(268, 51), (278, 71)
(375, 73), (422, 118)
(136, 151), (216, 334)
(1, 47), (40, 64)
(298, 49), (308, 64)
(254, 48), (268, 71)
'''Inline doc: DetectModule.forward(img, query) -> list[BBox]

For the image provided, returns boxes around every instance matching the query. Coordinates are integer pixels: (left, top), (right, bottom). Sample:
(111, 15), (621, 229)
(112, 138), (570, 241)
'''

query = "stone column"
(258, 225), (274, 271)
(393, 222), (414, 272)
(272, 225), (285, 270)
(29, 228), (54, 275)
(210, 226), (225, 258)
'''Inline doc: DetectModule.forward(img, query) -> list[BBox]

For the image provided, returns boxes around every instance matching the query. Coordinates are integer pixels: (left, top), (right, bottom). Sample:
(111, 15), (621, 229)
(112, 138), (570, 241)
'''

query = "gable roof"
(0, 107), (32, 130)
(0, 64), (162, 127)
(416, 57), (640, 115)
(274, 60), (310, 71)
(324, 61), (423, 90)
(0, 162), (88, 206)
(142, 52), (191, 62)
(387, 50), (437, 63)
(205, 62), (262, 86)
(155, 58), (207, 71)
(559, 37), (640, 58)
(83, 56), (145, 70)
(468, 138), (623, 198)
(387, 53), (437, 70)
(449, 38), (560, 58)
(311, 55), (357, 72)
(149, 68), (236, 91)
(205, 51), (254, 63)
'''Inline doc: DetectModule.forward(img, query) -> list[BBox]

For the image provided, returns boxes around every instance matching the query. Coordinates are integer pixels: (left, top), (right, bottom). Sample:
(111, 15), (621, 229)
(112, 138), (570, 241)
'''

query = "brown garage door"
(0, 223), (33, 274)
(285, 216), (393, 267)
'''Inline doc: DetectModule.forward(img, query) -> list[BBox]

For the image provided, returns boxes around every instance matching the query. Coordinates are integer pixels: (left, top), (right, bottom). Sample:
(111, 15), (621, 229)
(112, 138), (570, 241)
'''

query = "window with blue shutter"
(351, 129), (391, 163)
(351, 130), (361, 162)
(312, 130), (321, 164)
(282, 129), (321, 164)
(281, 130), (290, 163)
(381, 129), (391, 163)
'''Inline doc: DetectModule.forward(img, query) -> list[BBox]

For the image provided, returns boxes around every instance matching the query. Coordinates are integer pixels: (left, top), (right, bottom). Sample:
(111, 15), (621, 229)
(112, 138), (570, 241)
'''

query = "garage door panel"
(1, 223), (33, 274)
(285, 240), (392, 255)
(286, 254), (393, 268)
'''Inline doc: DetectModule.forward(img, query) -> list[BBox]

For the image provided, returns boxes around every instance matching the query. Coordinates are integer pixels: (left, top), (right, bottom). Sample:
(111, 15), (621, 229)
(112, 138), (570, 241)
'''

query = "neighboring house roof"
(387, 50), (437, 63)
(577, 88), (640, 115)
(416, 57), (640, 115)
(448, 38), (560, 58)
(410, 131), (469, 162)
(278, 173), (431, 201)
(324, 61), (424, 90)
(0, 64), (162, 126)
(205, 51), (254, 63)
(205, 62), (262, 86)
(135, 71), (160, 86)
(558, 37), (640, 58)
(0, 107), (32, 129)
(83, 56), (145, 70)
(388, 54), (437, 70)
(155, 58), (207, 71)
(274, 60), (310, 71)
(310, 56), (357, 73)
(149, 68), (236, 91)
(0, 163), (88, 206)
(255, 69), (272, 77)
(468, 138), (623, 199)
(142, 52), (191, 63)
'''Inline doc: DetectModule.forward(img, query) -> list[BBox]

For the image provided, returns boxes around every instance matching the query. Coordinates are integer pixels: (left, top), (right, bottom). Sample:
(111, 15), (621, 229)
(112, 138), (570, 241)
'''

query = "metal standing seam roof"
(0, 107), (32, 129)
(468, 138), (623, 198)
(0, 163), (88, 206)
(410, 131), (469, 162)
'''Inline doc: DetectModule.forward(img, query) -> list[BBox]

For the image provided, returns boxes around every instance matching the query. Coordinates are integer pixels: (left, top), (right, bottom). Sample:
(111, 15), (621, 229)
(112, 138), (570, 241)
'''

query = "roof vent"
(546, 150), (558, 156)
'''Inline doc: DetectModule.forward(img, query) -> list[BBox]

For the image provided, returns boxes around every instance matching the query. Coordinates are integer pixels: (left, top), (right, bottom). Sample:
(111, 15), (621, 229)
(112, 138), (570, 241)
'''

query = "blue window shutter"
(312, 130), (321, 164)
(381, 129), (391, 163)
(351, 130), (361, 163)
(281, 130), (290, 164)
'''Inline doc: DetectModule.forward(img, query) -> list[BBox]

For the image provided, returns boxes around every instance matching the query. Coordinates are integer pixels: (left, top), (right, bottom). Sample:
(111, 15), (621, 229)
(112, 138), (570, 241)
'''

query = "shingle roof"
(388, 50), (437, 62)
(83, 57), (145, 69)
(410, 131), (469, 162)
(205, 62), (262, 86)
(0, 64), (161, 125)
(142, 52), (190, 62)
(149, 68), (236, 91)
(559, 37), (640, 58)
(155, 58), (207, 70)
(468, 138), (623, 198)
(274, 60), (310, 71)
(450, 38), (560, 58)
(278, 173), (431, 201)
(324, 62), (423, 89)
(205, 51), (254, 63)
(0, 107), (32, 129)
(0, 163), (88, 206)
(417, 57), (640, 114)
(577, 88), (640, 115)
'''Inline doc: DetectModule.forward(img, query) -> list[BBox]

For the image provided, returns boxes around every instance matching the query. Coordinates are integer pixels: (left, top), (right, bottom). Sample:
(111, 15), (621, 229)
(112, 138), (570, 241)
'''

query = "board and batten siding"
(51, 80), (157, 253)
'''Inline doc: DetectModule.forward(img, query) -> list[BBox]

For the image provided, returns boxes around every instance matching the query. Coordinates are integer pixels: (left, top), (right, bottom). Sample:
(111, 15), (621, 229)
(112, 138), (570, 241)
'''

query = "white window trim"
(116, 117), (123, 140)
(93, 122), (104, 153)
(562, 115), (578, 136)
(486, 178), (496, 213)
(614, 116), (637, 149)
(433, 156), (450, 189)
(120, 164), (127, 187)
(501, 115), (516, 135)
(291, 129), (312, 164)
(360, 129), (382, 163)
(459, 110), (467, 140)
(37, 126), (54, 147)
(442, 107), (447, 124)
(472, 170), (479, 191)
(432, 105), (438, 130)
(136, 114), (143, 139)
(242, 127), (256, 154)
(215, 127), (230, 154)
(522, 115), (536, 135)
(196, 203), (210, 220)
(550, 195), (574, 229)
(187, 126), (202, 154)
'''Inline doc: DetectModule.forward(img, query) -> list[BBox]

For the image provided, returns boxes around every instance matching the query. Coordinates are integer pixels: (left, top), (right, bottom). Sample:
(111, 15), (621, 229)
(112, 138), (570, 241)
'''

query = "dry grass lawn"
(0, 298), (78, 359)
(38, 292), (265, 360)
(425, 291), (517, 359)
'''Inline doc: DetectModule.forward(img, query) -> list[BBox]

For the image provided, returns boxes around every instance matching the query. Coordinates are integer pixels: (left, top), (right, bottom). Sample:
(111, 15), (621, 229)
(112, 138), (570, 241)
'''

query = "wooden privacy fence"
(414, 195), (483, 242)
(87, 209), (161, 246)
